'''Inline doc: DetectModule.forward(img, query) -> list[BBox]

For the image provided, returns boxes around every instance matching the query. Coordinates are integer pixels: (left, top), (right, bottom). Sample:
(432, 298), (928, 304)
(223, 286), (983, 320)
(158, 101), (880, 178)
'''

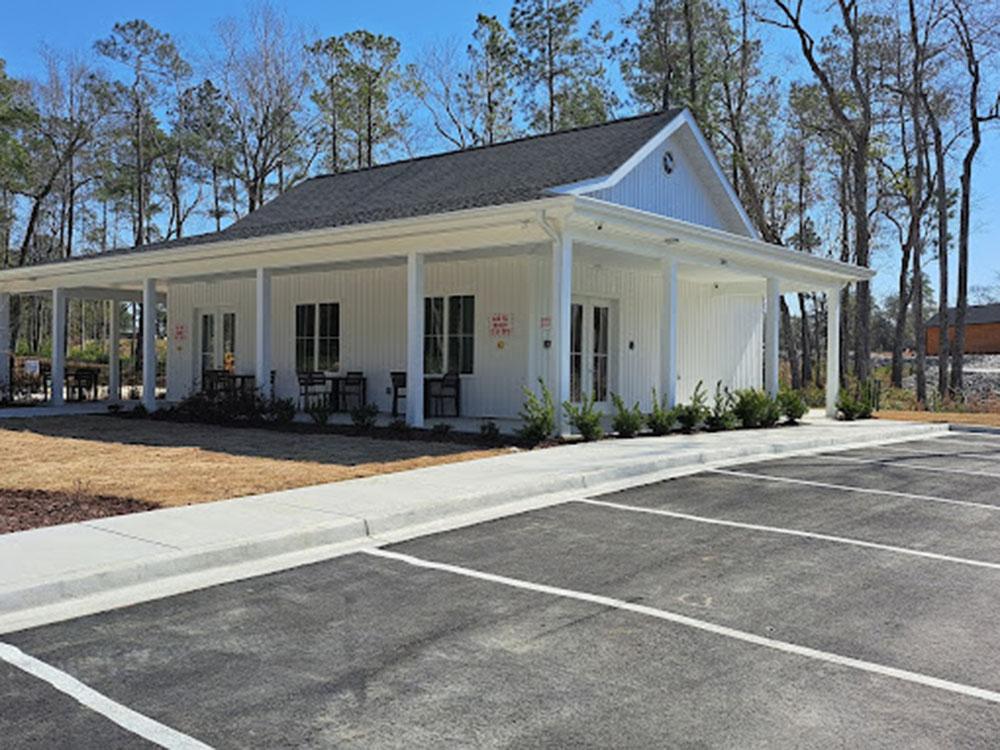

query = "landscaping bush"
(431, 422), (453, 436)
(777, 389), (808, 424)
(479, 419), (502, 443)
(518, 378), (556, 445)
(349, 402), (380, 431)
(675, 381), (709, 433)
(387, 418), (410, 435)
(836, 378), (877, 421)
(265, 397), (296, 425)
(610, 393), (644, 438)
(306, 400), (333, 426)
(646, 388), (677, 436)
(732, 388), (781, 428)
(563, 395), (604, 441)
(705, 381), (737, 431)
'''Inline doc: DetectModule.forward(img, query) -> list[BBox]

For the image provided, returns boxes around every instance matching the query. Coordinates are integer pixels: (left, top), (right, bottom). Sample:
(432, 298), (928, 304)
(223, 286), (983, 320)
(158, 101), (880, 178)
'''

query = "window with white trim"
(424, 295), (474, 375)
(295, 302), (340, 372)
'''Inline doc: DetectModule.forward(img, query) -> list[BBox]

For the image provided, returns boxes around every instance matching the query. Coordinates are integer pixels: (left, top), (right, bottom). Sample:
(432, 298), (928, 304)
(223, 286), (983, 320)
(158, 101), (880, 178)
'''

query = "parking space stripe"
(364, 547), (1000, 706)
(928, 436), (1000, 451)
(876, 444), (1000, 462)
(817, 453), (1000, 479)
(708, 468), (1000, 512)
(576, 498), (1000, 571)
(0, 642), (211, 750)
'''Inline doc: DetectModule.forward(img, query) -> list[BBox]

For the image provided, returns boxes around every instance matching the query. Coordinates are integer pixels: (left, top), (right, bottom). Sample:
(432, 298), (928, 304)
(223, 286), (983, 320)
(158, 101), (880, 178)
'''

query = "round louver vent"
(662, 150), (675, 175)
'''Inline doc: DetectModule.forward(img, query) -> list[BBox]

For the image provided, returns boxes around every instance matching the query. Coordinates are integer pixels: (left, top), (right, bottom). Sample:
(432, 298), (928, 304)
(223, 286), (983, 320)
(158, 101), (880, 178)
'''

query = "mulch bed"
(0, 488), (157, 535)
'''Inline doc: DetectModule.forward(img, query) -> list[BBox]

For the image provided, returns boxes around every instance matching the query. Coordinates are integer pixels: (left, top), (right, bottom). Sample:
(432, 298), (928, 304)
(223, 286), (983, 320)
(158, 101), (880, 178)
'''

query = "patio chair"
(339, 371), (366, 412)
(202, 369), (228, 396)
(427, 371), (461, 418)
(297, 372), (330, 410)
(390, 371), (406, 418)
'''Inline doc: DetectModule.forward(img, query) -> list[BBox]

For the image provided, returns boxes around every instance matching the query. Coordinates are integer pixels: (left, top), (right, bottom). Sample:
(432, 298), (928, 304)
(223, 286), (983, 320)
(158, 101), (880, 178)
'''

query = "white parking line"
(818, 453), (1000, 479)
(708, 468), (1000, 513)
(930, 436), (1000, 451)
(876, 444), (1000, 462)
(364, 547), (1000, 706)
(576, 498), (1000, 571)
(0, 642), (211, 750)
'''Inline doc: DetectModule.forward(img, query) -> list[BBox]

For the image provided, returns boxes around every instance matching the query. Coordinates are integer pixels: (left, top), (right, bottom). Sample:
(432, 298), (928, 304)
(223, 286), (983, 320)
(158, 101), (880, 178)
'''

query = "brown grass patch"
(876, 410), (1000, 428)
(0, 416), (509, 507)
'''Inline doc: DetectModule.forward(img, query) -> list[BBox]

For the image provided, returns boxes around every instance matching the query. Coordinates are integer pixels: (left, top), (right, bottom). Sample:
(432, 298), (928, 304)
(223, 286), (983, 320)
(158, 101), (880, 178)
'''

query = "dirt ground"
(876, 410), (1000, 428)
(0, 416), (509, 509)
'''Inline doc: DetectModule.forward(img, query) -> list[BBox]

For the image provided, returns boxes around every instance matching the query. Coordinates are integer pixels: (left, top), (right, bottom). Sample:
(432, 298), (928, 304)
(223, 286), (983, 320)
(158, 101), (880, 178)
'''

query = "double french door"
(569, 298), (612, 406)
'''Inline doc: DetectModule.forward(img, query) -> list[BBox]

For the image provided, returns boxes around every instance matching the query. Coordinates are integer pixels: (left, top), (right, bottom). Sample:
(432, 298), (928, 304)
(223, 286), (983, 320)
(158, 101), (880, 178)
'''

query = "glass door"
(197, 310), (236, 384)
(199, 313), (216, 377)
(569, 298), (613, 407)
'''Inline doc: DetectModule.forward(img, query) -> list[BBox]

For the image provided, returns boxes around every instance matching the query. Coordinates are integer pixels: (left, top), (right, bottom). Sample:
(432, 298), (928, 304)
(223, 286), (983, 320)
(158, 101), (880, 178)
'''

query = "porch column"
(406, 252), (425, 427)
(51, 287), (66, 406)
(255, 268), (272, 399)
(764, 277), (781, 397)
(660, 258), (678, 408)
(0, 292), (10, 398)
(108, 300), (121, 402)
(826, 286), (842, 417)
(552, 231), (573, 435)
(142, 278), (157, 411)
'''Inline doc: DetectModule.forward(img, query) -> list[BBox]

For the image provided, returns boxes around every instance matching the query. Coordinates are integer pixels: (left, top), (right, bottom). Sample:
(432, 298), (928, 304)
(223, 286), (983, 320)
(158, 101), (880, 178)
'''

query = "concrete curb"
(0, 420), (947, 629)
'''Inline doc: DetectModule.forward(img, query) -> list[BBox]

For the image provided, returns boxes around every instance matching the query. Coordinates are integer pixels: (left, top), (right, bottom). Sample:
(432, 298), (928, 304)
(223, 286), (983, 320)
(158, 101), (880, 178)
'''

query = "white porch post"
(764, 277), (781, 397)
(406, 252), (425, 427)
(255, 268), (272, 399)
(552, 231), (573, 435)
(826, 286), (842, 418)
(108, 300), (120, 402)
(51, 288), (66, 406)
(142, 278), (157, 411)
(0, 292), (10, 398)
(660, 258), (678, 407)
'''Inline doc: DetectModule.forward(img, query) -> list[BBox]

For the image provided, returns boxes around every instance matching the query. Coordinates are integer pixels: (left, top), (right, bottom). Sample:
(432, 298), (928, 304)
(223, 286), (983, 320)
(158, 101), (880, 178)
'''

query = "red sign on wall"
(489, 313), (512, 337)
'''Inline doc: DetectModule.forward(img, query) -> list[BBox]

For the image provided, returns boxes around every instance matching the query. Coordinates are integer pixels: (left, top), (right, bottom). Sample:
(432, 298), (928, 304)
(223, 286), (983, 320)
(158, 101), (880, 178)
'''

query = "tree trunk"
(891, 245), (912, 387)
(798, 293), (812, 385)
(782, 297), (800, 390)
(913, 239), (927, 404)
(851, 146), (871, 382)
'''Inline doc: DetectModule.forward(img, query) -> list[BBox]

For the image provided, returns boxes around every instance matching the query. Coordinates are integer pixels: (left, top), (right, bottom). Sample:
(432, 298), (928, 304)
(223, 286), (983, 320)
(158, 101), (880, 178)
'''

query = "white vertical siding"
(166, 252), (764, 417)
(591, 133), (731, 232)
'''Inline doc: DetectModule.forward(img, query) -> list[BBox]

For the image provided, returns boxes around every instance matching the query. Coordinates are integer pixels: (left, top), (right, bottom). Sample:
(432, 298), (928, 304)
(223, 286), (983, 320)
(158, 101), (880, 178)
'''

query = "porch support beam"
(552, 231), (573, 435)
(660, 258), (679, 408)
(0, 293), (10, 398)
(406, 252), (425, 427)
(108, 300), (120, 402)
(764, 277), (781, 397)
(142, 278), (157, 411)
(51, 287), (66, 406)
(255, 268), (272, 399)
(826, 286), (842, 418)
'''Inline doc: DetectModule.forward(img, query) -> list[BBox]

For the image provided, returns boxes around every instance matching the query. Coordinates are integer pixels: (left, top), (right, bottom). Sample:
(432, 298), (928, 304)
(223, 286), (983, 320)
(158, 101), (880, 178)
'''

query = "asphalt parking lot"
(4, 431), (1000, 748)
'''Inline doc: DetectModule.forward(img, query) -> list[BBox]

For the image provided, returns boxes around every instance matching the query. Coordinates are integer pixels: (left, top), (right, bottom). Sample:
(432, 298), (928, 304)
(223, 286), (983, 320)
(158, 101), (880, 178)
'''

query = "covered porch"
(0, 197), (869, 431)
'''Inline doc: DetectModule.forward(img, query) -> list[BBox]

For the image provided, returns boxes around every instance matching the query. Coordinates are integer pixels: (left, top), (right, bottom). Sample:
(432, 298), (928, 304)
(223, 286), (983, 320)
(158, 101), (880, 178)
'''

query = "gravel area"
(0, 488), (156, 534)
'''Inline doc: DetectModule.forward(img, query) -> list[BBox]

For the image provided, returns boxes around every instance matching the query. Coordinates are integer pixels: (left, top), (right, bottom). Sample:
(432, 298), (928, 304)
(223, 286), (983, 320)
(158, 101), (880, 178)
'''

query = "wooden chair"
(390, 371), (407, 417)
(427, 371), (461, 417)
(339, 371), (366, 411)
(202, 369), (227, 396)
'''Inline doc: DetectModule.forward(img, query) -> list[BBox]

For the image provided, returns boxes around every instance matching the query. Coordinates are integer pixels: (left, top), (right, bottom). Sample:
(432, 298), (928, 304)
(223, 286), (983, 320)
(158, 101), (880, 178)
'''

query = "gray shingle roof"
(48, 109), (683, 264)
(927, 303), (1000, 327)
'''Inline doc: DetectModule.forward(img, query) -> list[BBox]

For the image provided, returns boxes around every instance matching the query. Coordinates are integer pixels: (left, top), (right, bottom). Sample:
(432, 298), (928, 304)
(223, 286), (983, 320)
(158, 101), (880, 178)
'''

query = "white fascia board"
(552, 109), (758, 239)
(0, 197), (575, 293)
(570, 196), (874, 285)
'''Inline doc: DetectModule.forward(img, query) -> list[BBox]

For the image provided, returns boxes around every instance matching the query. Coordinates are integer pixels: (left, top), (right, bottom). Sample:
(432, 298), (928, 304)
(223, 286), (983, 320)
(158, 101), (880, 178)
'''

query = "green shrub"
(837, 379), (877, 421)
(733, 388), (781, 428)
(265, 397), (296, 425)
(563, 395), (604, 441)
(610, 393), (644, 438)
(646, 388), (677, 436)
(431, 422), (453, 436)
(675, 381), (709, 433)
(777, 389), (808, 424)
(387, 418), (410, 435)
(350, 402), (380, 431)
(306, 400), (333, 426)
(479, 419), (502, 443)
(131, 403), (148, 419)
(518, 379), (556, 444)
(705, 381), (737, 431)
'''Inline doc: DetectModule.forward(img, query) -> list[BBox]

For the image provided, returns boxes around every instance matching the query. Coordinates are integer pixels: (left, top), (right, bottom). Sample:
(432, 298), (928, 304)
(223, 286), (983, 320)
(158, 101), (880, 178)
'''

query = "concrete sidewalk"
(0, 418), (946, 631)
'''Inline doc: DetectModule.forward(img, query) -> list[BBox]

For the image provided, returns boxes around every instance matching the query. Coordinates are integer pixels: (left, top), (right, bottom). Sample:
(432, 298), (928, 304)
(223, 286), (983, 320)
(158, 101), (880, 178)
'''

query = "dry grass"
(876, 410), (1000, 428)
(0, 416), (509, 507)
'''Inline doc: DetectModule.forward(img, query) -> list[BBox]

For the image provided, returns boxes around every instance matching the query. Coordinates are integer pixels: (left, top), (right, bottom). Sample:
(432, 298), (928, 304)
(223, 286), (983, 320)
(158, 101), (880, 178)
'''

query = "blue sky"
(1, 0), (997, 300)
